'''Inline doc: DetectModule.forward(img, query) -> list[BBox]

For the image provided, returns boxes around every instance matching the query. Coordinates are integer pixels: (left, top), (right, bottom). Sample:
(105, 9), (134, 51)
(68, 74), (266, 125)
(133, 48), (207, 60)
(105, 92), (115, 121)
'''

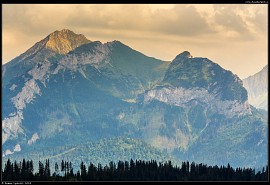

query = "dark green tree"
(44, 159), (51, 178)
(80, 161), (87, 181)
(14, 160), (21, 181)
(38, 161), (45, 180)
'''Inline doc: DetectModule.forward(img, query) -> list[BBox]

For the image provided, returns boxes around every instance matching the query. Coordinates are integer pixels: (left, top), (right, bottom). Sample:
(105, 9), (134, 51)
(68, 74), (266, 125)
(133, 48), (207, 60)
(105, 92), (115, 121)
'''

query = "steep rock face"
(144, 86), (251, 118)
(243, 65), (268, 110)
(17, 29), (91, 61)
(163, 51), (248, 102)
(45, 29), (91, 54)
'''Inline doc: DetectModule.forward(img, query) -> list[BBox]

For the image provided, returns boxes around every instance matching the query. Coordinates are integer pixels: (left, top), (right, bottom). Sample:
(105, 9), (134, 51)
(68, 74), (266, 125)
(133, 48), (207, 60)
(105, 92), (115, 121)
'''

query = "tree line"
(2, 158), (268, 181)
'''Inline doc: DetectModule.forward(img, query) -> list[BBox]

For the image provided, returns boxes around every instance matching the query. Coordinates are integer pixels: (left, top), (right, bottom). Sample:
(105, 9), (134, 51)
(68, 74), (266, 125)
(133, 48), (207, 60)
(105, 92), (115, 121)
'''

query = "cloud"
(64, 4), (212, 37)
(151, 5), (213, 36)
(3, 4), (267, 41)
(214, 5), (249, 33)
(248, 5), (268, 34)
(63, 5), (153, 32)
(211, 4), (267, 39)
(3, 4), (94, 38)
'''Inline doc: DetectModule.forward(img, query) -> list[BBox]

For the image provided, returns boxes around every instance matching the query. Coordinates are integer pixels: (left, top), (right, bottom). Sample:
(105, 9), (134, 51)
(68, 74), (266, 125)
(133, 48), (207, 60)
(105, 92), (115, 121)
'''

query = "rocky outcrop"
(46, 29), (91, 54)
(144, 86), (251, 118)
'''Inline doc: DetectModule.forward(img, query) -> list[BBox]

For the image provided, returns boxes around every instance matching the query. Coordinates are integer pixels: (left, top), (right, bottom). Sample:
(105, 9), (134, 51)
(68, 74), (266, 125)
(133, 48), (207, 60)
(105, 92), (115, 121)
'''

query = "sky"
(2, 4), (268, 79)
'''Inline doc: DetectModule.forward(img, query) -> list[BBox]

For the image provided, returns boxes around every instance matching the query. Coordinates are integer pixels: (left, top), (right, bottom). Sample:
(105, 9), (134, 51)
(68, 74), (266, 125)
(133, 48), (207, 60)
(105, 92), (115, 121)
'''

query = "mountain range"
(2, 29), (268, 170)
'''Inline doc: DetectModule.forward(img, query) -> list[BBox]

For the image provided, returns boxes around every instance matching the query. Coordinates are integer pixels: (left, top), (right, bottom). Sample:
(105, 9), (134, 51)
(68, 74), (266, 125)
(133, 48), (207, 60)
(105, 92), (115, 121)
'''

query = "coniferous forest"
(2, 159), (268, 181)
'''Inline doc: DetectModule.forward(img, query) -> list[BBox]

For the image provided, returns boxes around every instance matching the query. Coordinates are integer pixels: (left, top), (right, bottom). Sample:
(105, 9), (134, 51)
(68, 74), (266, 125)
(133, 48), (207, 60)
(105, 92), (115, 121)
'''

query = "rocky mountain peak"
(45, 29), (91, 54)
(174, 51), (193, 60)
(163, 51), (248, 103)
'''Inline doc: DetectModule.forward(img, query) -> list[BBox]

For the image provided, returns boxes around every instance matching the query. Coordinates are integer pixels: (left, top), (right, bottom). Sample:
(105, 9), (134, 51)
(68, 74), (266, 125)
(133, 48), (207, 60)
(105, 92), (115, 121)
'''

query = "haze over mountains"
(243, 65), (268, 111)
(2, 29), (268, 170)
